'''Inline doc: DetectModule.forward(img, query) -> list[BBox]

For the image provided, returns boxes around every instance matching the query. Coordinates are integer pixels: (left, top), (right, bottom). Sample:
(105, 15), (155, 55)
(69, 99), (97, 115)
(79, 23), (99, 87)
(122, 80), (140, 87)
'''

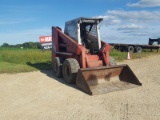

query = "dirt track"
(0, 55), (160, 120)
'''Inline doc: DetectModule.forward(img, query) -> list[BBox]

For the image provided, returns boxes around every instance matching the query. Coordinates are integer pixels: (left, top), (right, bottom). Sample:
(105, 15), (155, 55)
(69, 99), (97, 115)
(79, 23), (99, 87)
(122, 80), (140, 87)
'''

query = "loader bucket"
(76, 64), (142, 95)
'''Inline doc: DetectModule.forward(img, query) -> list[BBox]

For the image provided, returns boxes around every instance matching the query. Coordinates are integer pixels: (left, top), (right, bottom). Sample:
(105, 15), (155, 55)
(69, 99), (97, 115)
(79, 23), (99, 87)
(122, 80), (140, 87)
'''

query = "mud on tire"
(62, 58), (80, 84)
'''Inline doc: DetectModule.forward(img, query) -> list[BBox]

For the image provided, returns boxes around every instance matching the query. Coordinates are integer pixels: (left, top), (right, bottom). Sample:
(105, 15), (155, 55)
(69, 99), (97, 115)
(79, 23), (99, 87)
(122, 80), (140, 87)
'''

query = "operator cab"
(64, 17), (103, 53)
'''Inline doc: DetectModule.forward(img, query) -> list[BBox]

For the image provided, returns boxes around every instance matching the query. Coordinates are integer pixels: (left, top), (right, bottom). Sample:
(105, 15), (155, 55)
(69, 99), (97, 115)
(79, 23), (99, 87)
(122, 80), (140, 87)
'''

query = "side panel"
(58, 28), (82, 54)
(52, 27), (58, 61)
(100, 42), (111, 66)
(52, 26), (84, 67)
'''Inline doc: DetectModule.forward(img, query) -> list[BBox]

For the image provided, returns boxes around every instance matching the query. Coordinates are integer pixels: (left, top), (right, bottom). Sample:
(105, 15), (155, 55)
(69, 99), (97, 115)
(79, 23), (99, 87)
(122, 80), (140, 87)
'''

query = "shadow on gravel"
(27, 61), (52, 70)
(27, 62), (78, 91)
(40, 70), (78, 90)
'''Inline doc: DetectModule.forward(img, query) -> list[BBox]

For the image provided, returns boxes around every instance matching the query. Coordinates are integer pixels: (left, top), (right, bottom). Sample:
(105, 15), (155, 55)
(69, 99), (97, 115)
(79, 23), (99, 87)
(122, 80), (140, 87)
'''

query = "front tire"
(62, 58), (80, 84)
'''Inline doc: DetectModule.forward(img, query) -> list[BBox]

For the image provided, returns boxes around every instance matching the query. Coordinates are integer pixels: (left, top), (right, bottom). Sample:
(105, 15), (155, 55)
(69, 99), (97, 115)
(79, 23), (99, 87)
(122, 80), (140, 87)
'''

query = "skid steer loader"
(52, 17), (142, 95)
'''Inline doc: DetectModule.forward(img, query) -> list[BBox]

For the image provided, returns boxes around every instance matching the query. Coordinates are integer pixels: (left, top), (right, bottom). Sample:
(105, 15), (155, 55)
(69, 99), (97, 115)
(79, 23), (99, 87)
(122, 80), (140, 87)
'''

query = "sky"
(0, 0), (160, 45)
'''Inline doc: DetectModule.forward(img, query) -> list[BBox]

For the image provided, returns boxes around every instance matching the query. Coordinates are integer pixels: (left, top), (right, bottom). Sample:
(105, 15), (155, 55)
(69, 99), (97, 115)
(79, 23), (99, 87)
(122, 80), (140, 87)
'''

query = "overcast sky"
(0, 0), (160, 45)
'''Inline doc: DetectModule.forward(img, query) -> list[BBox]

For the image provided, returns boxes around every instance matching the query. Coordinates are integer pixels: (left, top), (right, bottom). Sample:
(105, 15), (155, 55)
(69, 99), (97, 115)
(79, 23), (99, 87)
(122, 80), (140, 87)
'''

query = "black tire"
(62, 58), (80, 84)
(127, 46), (134, 52)
(110, 56), (116, 66)
(135, 46), (142, 53)
(52, 57), (63, 77)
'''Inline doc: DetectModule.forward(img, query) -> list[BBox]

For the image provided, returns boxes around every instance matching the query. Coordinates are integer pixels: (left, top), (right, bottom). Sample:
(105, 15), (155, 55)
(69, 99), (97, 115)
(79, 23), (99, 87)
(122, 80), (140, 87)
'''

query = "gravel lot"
(0, 55), (160, 120)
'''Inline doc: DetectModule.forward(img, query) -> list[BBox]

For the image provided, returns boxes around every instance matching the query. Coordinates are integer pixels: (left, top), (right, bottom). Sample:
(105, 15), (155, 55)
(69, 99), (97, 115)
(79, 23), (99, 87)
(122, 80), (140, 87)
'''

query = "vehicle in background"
(149, 38), (160, 46)
(109, 38), (160, 53)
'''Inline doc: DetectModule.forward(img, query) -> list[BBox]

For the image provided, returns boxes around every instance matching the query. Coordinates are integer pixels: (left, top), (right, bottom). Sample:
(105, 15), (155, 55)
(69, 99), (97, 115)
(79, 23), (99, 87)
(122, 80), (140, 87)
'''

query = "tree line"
(0, 42), (41, 49)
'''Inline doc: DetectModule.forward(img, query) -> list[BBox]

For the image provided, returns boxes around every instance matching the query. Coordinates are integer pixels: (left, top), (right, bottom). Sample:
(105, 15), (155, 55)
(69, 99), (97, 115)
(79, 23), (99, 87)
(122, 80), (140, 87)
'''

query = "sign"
(39, 36), (52, 50)
(39, 36), (52, 43)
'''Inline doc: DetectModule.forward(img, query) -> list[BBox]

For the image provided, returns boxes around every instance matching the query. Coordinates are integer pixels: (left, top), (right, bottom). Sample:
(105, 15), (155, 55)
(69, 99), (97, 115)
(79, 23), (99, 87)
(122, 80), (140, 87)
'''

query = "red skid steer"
(52, 17), (142, 95)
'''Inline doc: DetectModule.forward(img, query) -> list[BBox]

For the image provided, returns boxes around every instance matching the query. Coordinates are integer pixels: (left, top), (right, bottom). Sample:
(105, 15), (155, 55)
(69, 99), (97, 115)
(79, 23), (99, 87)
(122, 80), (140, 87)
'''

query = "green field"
(0, 47), (159, 73)
(0, 48), (52, 73)
(110, 48), (160, 61)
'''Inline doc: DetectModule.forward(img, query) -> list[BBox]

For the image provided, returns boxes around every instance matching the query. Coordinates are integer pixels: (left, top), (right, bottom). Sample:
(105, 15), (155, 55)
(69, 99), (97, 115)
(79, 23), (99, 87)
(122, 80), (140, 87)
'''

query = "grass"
(0, 62), (37, 73)
(0, 47), (159, 73)
(110, 48), (160, 61)
(0, 47), (52, 73)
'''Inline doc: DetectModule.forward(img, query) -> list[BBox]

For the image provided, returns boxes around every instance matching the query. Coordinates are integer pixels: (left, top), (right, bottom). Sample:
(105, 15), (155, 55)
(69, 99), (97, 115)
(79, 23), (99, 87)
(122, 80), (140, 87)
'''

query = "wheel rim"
(136, 47), (142, 53)
(128, 46), (134, 52)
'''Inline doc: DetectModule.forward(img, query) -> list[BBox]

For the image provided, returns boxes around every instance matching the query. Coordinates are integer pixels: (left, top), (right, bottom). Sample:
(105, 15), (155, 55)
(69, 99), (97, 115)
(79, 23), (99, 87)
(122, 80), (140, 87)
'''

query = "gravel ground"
(0, 55), (160, 120)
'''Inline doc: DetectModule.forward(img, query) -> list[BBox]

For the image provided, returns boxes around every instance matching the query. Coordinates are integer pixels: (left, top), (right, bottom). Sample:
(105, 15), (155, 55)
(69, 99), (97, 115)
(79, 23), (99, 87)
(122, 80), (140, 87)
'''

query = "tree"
(1, 42), (41, 49)
(1, 43), (10, 47)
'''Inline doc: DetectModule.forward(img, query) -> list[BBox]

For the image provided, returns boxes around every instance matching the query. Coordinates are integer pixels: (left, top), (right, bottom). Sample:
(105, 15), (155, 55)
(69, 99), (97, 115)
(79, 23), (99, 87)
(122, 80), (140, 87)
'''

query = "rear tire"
(62, 58), (80, 84)
(127, 46), (134, 53)
(52, 57), (63, 77)
(135, 46), (142, 53)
